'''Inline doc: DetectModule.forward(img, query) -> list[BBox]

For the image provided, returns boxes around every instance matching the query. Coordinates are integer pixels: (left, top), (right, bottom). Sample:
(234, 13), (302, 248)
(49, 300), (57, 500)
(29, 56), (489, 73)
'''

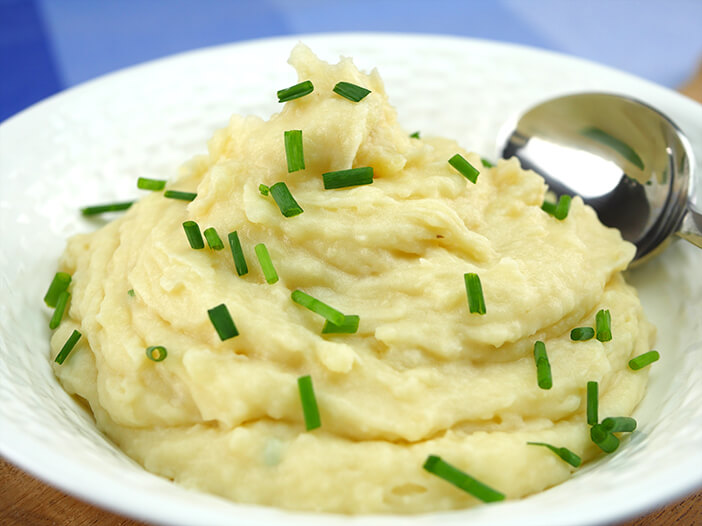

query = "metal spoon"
(498, 92), (702, 262)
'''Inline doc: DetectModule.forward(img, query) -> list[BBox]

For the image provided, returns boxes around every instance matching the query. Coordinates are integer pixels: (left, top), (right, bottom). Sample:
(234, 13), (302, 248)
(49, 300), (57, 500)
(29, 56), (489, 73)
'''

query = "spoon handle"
(677, 208), (702, 248)
(680, 60), (702, 248)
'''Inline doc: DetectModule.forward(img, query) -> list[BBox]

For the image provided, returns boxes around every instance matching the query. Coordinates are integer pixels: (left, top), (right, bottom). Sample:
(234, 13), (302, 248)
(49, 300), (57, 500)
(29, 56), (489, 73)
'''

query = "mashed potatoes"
(50, 45), (654, 513)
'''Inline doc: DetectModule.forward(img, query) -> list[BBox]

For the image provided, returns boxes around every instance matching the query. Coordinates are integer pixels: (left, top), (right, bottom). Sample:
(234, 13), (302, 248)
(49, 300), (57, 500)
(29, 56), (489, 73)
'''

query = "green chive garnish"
(629, 350), (660, 370)
(277, 80), (314, 102)
(464, 273), (486, 315)
(284, 130), (305, 172)
(44, 272), (71, 307)
(291, 290), (345, 326)
(145, 345), (167, 362)
(533, 341), (552, 390)
(423, 455), (505, 503)
(587, 381), (598, 425)
(527, 442), (582, 468)
(182, 221), (204, 249)
(481, 158), (494, 168)
(127, 288), (135, 297)
(81, 201), (134, 216)
(322, 315), (360, 334)
(297, 375), (321, 431)
(541, 195), (571, 219)
(55, 329), (81, 365)
(255, 243), (278, 284)
(270, 182), (304, 217)
(448, 154), (480, 183)
(409, 131), (420, 139)
(333, 81), (371, 102)
(49, 291), (70, 330)
(164, 190), (197, 201)
(228, 231), (248, 276)
(203, 227), (224, 250)
(601, 416), (637, 433)
(596, 309), (612, 342)
(590, 423), (620, 453)
(137, 177), (166, 191)
(541, 199), (557, 215)
(322, 167), (374, 189)
(259, 184), (270, 196)
(207, 303), (239, 341)
(570, 327), (595, 341)
(554, 195), (572, 220)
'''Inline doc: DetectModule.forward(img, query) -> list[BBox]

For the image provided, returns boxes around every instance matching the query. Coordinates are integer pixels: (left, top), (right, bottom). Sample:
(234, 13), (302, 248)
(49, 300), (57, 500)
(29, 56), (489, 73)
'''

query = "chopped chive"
(587, 381), (598, 425)
(164, 190), (197, 201)
(277, 80), (314, 102)
(322, 167), (374, 189)
(145, 345), (167, 362)
(44, 272), (72, 307)
(203, 227), (224, 250)
(590, 423), (620, 453)
(409, 131), (420, 139)
(596, 309), (612, 342)
(464, 273), (486, 315)
(601, 417), (637, 433)
(49, 291), (70, 330)
(182, 221), (204, 249)
(284, 130), (305, 172)
(571, 327), (595, 341)
(322, 315), (360, 334)
(423, 455), (505, 503)
(127, 289), (135, 297)
(55, 329), (81, 365)
(533, 341), (552, 390)
(291, 290), (345, 326)
(333, 81), (371, 102)
(554, 195), (572, 220)
(137, 177), (166, 191)
(207, 303), (239, 341)
(269, 182), (304, 217)
(297, 375), (321, 430)
(541, 199), (557, 215)
(259, 184), (270, 196)
(481, 158), (494, 168)
(228, 231), (248, 276)
(629, 350), (659, 370)
(542, 195), (571, 219)
(255, 243), (278, 284)
(81, 201), (134, 216)
(448, 154), (480, 184)
(527, 442), (582, 468)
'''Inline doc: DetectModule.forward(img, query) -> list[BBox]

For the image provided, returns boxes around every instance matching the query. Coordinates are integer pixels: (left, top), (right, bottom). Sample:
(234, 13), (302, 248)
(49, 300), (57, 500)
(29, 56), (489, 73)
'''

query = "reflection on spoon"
(580, 127), (645, 171)
(498, 92), (702, 262)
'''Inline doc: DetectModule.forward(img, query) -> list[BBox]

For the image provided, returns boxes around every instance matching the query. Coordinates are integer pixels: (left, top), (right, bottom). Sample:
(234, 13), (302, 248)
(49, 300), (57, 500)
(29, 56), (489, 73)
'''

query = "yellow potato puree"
(50, 45), (654, 513)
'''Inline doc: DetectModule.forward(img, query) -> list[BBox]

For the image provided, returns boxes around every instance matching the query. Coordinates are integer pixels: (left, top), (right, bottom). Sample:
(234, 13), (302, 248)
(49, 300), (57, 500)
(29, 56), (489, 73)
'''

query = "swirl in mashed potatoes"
(51, 45), (654, 513)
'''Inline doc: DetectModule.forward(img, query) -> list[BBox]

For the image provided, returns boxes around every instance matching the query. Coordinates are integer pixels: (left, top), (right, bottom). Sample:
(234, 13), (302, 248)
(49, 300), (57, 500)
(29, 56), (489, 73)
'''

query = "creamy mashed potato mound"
(51, 45), (654, 513)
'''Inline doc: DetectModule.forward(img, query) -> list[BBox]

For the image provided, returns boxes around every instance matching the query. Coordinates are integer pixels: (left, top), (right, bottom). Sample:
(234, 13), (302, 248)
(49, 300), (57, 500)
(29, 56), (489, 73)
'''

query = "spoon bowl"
(498, 92), (702, 262)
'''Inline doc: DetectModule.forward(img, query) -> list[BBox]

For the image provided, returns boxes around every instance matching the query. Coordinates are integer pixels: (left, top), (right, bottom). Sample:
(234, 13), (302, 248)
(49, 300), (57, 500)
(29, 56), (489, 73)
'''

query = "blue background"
(2, 0), (702, 123)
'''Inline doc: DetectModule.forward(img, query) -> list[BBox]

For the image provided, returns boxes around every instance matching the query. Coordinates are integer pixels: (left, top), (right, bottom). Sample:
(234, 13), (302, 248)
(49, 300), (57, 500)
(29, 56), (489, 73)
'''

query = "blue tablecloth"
(2, 0), (701, 123)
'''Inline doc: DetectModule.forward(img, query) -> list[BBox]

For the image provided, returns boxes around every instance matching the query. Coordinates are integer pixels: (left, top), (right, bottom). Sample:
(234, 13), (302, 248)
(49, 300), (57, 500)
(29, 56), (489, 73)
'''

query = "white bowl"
(1, 33), (701, 526)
